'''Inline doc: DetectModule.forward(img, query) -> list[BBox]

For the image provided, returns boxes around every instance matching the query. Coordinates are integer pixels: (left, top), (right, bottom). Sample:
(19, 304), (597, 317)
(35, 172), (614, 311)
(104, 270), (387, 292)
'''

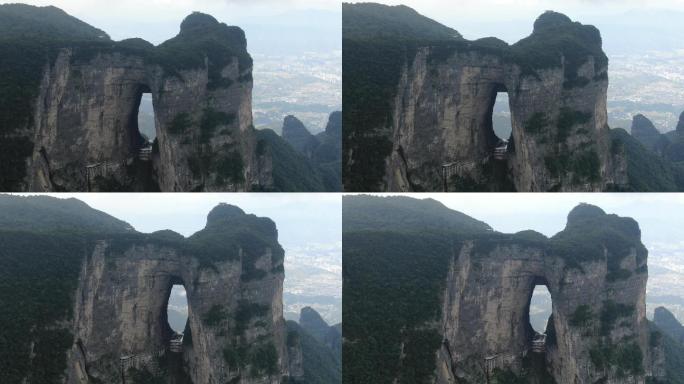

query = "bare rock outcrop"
(436, 204), (660, 383)
(343, 4), (627, 192)
(342, 195), (665, 383)
(1, 6), (271, 191)
(64, 204), (301, 383)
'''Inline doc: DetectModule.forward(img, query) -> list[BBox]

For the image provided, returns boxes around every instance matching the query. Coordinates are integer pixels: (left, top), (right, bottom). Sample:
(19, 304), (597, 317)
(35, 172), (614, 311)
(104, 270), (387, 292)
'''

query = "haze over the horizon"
(0, 0), (341, 53)
(348, 0), (684, 52)
(11, 193), (343, 324)
(366, 193), (684, 322)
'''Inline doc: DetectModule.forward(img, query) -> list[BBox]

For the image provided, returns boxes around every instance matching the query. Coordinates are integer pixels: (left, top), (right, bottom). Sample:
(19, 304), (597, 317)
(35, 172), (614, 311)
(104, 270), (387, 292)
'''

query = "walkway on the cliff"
(441, 141), (509, 191)
(531, 333), (546, 353)
(169, 333), (184, 353)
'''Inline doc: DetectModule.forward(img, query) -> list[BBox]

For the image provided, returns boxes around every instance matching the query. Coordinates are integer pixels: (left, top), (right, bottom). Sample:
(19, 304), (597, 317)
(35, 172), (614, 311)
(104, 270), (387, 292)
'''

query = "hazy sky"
(347, 0), (684, 53)
(368, 192), (684, 248)
(14, 193), (341, 251)
(2, 0), (341, 50)
(363, 193), (684, 311)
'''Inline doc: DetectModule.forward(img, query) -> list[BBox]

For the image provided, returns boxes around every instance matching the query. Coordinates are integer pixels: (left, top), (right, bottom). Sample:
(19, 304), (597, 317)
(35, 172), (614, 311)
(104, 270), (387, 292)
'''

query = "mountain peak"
(180, 12), (219, 33)
(566, 203), (606, 224)
(205, 203), (246, 228)
(325, 111), (342, 138)
(282, 115), (311, 137)
(632, 114), (660, 136)
(533, 11), (572, 32)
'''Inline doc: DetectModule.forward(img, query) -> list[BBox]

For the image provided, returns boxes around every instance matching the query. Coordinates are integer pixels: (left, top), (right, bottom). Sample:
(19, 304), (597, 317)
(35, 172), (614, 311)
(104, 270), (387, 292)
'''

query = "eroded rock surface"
(7, 9), (271, 191)
(65, 204), (301, 383)
(342, 196), (665, 384)
(436, 204), (659, 383)
(343, 4), (627, 192)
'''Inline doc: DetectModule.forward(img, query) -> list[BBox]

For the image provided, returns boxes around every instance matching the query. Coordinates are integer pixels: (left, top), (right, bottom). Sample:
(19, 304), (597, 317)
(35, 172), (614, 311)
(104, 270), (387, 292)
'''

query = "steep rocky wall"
(22, 13), (270, 192)
(344, 7), (627, 192)
(64, 205), (300, 384)
(435, 206), (660, 384)
(388, 49), (620, 192)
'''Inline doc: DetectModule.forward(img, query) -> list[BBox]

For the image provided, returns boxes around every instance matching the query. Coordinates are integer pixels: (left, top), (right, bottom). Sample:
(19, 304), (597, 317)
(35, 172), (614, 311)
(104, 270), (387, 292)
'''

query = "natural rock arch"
(436, 205), (659, 383)
(66, 204), (300, 383)
(24, 13), (271, 192)
(343, 6), (628, 192)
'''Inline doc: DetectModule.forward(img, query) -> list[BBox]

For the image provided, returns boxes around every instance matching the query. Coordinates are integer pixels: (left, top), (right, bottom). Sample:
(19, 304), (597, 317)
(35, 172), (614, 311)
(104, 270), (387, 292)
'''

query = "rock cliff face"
(63, 204), (300, 383)
(3, 6), (271, 191)
(436, 205), (658, 383)
(343, 4), (626, 191)
(342, 196), (664, 384)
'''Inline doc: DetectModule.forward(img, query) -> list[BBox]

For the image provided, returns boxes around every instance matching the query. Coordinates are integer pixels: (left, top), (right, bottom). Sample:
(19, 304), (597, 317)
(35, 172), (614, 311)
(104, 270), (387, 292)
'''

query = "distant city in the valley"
(253, 51), (342, 135)
(607, 50), (684, 132)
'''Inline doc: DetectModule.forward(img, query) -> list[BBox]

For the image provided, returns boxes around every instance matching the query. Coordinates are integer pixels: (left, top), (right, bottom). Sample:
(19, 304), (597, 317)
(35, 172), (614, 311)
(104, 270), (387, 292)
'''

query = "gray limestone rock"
(343, 5), (627, 192)
(435, 204), (661, 384)
(19, 13), (271, 192)
(64, 204), (302, 383)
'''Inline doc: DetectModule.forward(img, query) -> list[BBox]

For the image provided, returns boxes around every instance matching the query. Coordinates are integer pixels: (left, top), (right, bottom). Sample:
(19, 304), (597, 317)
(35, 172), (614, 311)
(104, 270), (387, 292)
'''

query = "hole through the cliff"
(528, 284), (551, 334)
(131, 87), (154, 161)
(488, 87), (512, 160)
(165, 282), (189, 354)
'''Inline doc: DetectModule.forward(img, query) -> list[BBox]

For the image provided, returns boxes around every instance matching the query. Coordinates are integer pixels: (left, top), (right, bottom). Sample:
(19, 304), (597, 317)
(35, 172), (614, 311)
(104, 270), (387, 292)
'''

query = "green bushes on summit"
(343, 5), (607, 190)
(0, 6), (251, 190)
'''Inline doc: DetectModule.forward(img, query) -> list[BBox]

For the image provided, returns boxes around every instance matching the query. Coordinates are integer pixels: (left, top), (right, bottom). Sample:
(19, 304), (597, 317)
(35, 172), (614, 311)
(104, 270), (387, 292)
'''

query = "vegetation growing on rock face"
(0, 195), (287, 383)
(600, 300), (635, 336)
(589, 342), (643, 376)
(343, 196), (496, 383)
(0, 196), (134, 384)
(287, 320), (342, 384)
(127, 367), (166, 384)
(248, 341), (279, 377)
(0, 4), (252, 191)
(235, 300), (270, 334)
(344, 230), (453, 384)
(343, 196), (650, 384)
(610, 128), (684, 192)
(650, 318), (684, 383)
(524, 112), (549, 134)
(569, 305), (593, 327)
(557, 108), (592, 142)
(549, 203), (646, 275)
(200, 108), (236, 143)
(168, 112), (192, 135)
(343, 3), (607, 191)
(255, 128), (340, 192)
(222, 340), (278, 378)
(203, 304), (228, 326)
(216, 150), (245, 185)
